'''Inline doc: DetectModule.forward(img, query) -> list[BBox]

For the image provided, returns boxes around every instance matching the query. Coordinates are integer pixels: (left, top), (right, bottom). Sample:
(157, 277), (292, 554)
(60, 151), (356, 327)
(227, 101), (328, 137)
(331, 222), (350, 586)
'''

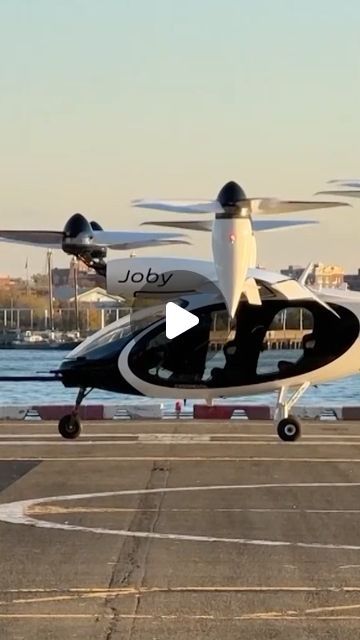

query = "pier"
(209, 329), (311, 351)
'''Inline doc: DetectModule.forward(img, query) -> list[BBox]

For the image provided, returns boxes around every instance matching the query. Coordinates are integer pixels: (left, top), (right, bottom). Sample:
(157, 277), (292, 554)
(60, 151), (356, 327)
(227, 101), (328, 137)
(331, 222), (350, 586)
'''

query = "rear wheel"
(277, 416), (301, 442)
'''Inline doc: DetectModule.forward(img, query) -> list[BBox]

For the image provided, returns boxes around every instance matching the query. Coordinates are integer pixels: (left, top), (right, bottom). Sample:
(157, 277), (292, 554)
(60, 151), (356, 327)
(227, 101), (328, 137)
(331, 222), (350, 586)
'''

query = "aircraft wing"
(248, 267), (338, 316)
(0, 230), (62, 248)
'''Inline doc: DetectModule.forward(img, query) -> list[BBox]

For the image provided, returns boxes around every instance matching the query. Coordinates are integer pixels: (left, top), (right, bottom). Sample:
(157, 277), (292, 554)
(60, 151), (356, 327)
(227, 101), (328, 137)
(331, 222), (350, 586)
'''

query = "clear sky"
(0, 0), (360, 277)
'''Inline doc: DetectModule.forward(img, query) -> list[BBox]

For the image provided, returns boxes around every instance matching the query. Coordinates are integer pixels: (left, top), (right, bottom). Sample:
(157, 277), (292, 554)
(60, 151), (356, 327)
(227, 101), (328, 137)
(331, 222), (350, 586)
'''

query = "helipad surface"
(0, 419), (360, 639)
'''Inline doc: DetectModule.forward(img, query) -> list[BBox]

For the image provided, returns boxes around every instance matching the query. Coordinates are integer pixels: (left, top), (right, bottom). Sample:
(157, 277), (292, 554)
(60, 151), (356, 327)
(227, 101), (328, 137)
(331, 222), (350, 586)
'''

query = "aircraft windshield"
(66, 304), (166, 360)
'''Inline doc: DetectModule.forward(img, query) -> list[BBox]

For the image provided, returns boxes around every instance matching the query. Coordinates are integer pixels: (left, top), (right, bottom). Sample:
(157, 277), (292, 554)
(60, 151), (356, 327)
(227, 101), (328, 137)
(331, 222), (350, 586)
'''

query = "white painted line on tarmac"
(2, 432), (360, 439)
(2, 456), (360, 462)
(0, 611), (360, 624)
(26, 505), (360, 515)
(2, 439), (360, 446)
(0, 431), (272, 441)
(1, 483), (360, 550)
(4, 585), (360, 594)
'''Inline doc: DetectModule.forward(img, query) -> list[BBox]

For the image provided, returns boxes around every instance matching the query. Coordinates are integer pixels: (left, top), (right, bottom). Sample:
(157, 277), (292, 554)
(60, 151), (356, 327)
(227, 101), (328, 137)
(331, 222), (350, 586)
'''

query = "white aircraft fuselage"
(61, 263), (360, 403)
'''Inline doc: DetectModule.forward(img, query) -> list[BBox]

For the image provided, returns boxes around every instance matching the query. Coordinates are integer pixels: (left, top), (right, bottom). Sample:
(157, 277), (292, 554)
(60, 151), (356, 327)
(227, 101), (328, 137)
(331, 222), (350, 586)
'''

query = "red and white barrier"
(193, 405), (271, 420)
(0, 403), (359, 421)
(0, 406), (30, 420)
(35, 405), (104, 421)
(193, 405), (358, 421)
(0, 404), (164, 421)
(103, 404), (163, 420)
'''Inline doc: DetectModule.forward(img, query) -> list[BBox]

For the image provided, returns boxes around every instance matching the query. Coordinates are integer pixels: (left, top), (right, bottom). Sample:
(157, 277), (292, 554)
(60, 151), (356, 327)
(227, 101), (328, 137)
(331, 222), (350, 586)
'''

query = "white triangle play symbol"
(165, 302), (199, 340)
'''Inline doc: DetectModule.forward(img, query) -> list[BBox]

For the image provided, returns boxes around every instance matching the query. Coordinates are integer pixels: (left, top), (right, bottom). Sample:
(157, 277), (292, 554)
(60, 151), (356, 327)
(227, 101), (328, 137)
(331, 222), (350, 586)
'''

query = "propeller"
(0, 213), (190, 275)
(316, 178), (360, 198)
(134, 180), (348, 318)
(133, 180), (349, 216)
(0, 216), (189, 251)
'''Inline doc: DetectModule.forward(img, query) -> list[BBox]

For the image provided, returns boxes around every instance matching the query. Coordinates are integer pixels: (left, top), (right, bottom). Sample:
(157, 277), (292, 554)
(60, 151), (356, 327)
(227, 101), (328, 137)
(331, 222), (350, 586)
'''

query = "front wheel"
(58, 414), (82, 439)
(277, 416), (301, 442)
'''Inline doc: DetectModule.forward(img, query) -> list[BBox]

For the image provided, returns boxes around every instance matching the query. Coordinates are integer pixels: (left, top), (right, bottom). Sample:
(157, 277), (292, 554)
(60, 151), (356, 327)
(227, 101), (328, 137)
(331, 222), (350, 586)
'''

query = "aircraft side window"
(128, 300), (359, 389)
(131, 312), (213, 385)
(256, 306), (313, 376)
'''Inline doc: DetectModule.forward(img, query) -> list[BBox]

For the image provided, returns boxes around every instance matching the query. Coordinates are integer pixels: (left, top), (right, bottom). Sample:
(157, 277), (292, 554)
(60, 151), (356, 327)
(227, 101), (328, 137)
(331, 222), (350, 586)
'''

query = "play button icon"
(165, 302), (199, 340)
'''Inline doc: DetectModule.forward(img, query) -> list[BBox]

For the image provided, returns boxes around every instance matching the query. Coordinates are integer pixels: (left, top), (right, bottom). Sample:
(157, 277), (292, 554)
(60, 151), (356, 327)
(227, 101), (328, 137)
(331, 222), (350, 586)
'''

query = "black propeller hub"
(217, 181), (247, 207)
(63, 213), (93, 240)
(62, 213), (106, 266)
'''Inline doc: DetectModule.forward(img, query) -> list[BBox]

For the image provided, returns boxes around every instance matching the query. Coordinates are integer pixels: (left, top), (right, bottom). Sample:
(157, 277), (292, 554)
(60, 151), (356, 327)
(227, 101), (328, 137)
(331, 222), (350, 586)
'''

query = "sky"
(0, 0), (360, 277)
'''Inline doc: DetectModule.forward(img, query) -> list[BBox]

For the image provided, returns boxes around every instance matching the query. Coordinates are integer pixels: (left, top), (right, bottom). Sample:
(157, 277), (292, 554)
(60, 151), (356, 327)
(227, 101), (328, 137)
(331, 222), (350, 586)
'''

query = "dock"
(209, 328), (311, 351)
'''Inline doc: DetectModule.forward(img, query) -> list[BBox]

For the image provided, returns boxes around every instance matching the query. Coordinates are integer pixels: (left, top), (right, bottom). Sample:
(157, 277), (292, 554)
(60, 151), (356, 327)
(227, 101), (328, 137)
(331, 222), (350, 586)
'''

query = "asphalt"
(0, 418), (360, 638)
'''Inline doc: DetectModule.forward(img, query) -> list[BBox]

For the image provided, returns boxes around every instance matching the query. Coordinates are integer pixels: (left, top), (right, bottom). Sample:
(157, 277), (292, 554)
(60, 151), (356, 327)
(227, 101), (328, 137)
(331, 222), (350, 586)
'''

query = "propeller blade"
(315, 190), (360, 198)
(141, 220), (213, 232)
(132, 199), (224, 214)
(141, 219), (317, 233)
(0, 230), (62, 248)
(248, 198), (350, 214)
(0, 227), (190, 251)
(92, 230), (190, 249)
(328, 179), (360, 186)
(253, 219), (318, 232)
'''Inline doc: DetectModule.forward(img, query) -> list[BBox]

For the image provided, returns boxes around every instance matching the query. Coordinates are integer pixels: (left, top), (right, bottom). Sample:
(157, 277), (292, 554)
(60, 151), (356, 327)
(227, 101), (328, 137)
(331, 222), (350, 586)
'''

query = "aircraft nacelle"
(62, 214), (107, 261)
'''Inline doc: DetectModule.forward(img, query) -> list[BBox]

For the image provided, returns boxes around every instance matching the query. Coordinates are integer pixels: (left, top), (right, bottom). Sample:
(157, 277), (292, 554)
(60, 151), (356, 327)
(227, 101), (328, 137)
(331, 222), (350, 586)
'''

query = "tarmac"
(0, 419), (360, 639)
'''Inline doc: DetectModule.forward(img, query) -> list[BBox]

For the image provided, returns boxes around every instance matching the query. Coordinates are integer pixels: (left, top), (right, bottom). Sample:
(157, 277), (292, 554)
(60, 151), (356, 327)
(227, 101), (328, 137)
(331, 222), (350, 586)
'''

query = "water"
(0, 349), (358, 408)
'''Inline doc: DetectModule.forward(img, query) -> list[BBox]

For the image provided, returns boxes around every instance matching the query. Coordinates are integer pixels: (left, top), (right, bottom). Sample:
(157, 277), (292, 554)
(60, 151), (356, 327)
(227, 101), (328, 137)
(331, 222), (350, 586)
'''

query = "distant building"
(54, 285), (125, 306)
(314, 263), (344, 288)
(0, 275), (12, 290)
(68, 287), (125, 307)
(344, 269), (360, 291)
(52, 259), (102, 289)
(280, 264), (317, 285)
(0, 274), (23, 290)
(280, 265), (305, 281)
(280, 263), (346, 288)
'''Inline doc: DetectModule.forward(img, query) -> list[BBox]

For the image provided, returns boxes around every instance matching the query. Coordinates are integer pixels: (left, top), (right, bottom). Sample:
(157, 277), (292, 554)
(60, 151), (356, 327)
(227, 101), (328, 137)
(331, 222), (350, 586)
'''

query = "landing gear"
(277, 416), (301, 442)
(274, 382), (310, 442)
(58, 387), (93, 439)
(58, 414), (82, 439)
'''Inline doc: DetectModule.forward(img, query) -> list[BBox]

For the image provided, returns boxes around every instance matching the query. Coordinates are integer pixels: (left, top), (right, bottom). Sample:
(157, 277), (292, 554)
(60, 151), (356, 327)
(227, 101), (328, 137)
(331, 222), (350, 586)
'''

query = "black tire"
(58, 414), (82, 439)
(277, 415), (301, 442)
